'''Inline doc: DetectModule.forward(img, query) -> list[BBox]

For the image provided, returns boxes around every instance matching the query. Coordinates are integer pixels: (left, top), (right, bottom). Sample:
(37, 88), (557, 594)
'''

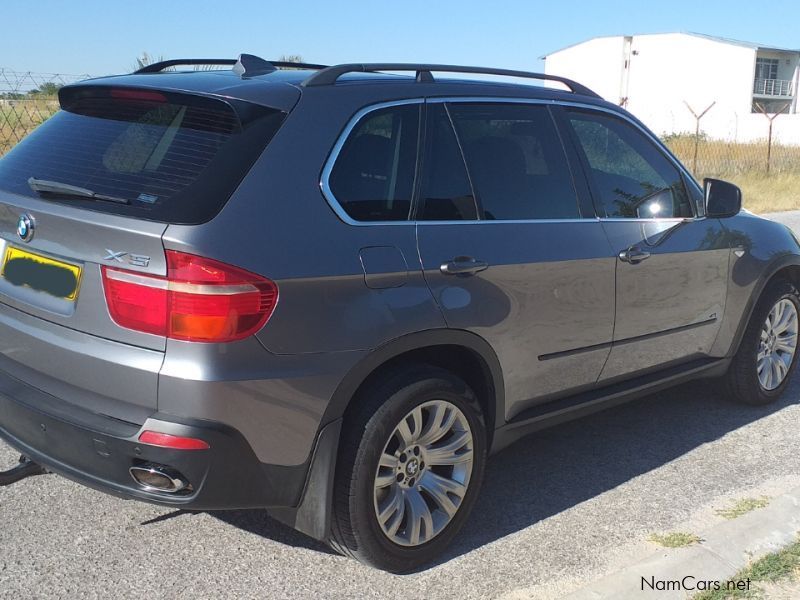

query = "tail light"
(101, 250), (278, 342)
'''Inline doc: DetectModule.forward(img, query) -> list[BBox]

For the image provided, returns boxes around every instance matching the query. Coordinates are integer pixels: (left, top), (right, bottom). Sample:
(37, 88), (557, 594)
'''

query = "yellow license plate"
(1, 246), (82, 300)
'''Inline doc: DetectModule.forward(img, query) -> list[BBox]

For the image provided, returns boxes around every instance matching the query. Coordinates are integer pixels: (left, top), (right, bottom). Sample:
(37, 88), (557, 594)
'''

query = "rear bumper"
(0, 366), (308, 510)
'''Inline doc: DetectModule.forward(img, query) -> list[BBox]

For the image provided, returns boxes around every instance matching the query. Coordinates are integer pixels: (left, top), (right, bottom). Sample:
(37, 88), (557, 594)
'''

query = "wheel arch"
(275, 329), (504, 541)
(729, 256), (800, 357)
(322, 329), (505, 444)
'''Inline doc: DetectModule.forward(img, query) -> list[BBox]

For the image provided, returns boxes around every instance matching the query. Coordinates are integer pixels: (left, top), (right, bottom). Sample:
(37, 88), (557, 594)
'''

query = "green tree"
(33, 82), (61, 96)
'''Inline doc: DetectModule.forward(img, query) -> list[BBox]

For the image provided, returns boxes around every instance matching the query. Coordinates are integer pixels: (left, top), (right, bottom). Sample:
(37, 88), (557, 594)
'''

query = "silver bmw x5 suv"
(0, 54), (798, 572)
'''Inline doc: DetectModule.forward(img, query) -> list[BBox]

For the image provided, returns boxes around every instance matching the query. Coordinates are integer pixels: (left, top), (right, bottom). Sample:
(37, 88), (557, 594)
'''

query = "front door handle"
(618, 246), (651, 264)
(440, 256), (489, 276)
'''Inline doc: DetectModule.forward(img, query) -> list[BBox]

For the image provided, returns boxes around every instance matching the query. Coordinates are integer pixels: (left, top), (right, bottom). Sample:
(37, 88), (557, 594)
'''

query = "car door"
(560, 106), (730, 380)
(415, 100), (617, 419)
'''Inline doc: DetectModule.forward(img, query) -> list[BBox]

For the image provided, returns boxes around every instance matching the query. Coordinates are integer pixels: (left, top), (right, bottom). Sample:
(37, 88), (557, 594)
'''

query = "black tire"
(329, 365), (487, 573)
(724, 279), (800, 405)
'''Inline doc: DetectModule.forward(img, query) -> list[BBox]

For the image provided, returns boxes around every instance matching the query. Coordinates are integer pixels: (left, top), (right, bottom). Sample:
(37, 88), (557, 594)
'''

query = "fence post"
(684, 101), (716, 175)
(754, 101), (791, 175)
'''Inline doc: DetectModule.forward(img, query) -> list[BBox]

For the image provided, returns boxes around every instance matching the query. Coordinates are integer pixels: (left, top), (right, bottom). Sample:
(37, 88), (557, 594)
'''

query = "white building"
(542, 32), (800, 144)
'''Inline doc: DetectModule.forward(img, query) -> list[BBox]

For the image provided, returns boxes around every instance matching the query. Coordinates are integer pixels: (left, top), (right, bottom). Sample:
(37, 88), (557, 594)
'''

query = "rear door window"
(328, 104), (420, 222)
(447, 103), (581, 220)
(0, 86), (285, 224)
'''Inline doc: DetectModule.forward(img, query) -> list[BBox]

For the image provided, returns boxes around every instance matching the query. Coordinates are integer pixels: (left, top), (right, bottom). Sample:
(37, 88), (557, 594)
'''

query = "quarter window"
(328, 104), (420, 222)
(566, 110), (692, 219)
(448, 103), (581, 220)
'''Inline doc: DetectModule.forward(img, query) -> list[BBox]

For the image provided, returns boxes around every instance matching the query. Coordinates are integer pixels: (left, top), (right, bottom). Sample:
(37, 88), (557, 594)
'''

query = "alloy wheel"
(757, 298), (798, 391)
(373, 400), (474, 547)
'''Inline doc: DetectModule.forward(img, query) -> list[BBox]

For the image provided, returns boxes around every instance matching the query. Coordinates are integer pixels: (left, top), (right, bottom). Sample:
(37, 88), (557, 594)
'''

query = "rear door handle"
(440, 256), (489, 276)
(618, 246), (651, 264)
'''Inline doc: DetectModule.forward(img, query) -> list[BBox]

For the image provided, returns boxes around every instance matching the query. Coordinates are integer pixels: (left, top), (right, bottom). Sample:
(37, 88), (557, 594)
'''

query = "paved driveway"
(2, 212), (800, 599)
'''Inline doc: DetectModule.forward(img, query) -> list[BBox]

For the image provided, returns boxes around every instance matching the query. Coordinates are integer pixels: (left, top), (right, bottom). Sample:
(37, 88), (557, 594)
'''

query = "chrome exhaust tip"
(129, 464), (189, 494)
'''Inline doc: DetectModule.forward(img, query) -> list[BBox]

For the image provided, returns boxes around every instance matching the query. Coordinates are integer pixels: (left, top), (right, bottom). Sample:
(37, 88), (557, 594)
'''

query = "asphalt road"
(2, 212), (800, 600)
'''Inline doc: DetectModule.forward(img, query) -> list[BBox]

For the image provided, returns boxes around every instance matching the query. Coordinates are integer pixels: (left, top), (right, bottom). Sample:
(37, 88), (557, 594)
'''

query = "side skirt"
(490, 357), (730, 454)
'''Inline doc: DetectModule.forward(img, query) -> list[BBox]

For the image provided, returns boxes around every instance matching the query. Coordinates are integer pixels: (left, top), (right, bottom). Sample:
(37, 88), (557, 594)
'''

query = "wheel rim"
(373, 400), (474, 547)
(757, 298), (798, 391)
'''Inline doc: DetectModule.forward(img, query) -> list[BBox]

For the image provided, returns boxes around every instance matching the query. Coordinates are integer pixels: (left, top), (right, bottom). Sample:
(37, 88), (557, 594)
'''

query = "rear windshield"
(0, 86), (286, 224)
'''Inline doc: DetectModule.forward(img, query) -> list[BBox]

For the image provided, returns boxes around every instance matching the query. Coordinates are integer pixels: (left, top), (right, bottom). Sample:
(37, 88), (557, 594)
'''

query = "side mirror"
(704, 178), (741, 218)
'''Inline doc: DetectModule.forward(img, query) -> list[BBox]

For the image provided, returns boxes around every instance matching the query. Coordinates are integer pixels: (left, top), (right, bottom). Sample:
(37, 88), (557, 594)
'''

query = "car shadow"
(211, 507), (335, 555)
(434, 376), (800, 568)
(201, 375), (799, 568)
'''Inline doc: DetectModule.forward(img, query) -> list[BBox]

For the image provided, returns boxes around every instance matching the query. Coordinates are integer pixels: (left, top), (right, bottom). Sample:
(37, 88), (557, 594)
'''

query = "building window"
(755, 58), (779, 81)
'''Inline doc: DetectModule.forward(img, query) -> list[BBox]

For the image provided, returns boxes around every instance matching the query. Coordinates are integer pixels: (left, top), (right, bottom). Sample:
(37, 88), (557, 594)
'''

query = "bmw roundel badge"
(17, 213), (35, 242)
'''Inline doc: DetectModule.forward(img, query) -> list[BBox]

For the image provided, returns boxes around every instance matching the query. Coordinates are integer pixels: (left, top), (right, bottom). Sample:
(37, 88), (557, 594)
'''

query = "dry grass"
(0, 97), (59, 155)
(728, 172), (800, 214)
(716, 496), (771, 520)
(665, 135), (800, 178)
(648, 531), (703, 548)
(664, 135), (800, 213)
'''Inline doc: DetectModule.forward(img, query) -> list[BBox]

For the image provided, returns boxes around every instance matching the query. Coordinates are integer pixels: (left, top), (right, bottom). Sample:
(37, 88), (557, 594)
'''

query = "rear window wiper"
(27, 177), (130, 205)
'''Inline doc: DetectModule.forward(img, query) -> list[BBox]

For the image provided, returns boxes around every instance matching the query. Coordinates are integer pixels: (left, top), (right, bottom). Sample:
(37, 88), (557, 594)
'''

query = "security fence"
(663, 133), (800, 180)
(0, 69), (91, 156)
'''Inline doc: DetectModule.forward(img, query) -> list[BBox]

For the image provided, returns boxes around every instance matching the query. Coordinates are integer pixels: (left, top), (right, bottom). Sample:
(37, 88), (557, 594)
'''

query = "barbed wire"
(0, 69), (92, 94)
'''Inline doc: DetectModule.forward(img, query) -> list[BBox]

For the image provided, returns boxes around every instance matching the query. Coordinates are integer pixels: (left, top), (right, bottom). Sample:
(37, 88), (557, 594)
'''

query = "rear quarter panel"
(161, 87), (446, 354)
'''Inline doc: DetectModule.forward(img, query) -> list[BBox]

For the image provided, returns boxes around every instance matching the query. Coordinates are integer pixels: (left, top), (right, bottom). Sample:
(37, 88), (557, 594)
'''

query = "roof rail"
(270, 61), (329, 70)
(300, 63), (600, 98)
(135, 54), (328, 76)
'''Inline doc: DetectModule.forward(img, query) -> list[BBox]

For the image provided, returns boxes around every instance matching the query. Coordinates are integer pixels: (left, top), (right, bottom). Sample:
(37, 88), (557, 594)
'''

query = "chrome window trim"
(599, 217), (692, 224)
(319, 96), (705, 226)
(319, 99), (423, 227)
(416, 218), (601, 225)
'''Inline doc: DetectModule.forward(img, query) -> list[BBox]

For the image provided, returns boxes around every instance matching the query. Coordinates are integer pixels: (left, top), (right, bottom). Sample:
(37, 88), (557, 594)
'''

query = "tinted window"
(329, 104), (420, 222)
(418, 104), (478, 221)
(566, 110), (692, 219)
(448, 103), (580, 220)
(0, 87), (285, 224)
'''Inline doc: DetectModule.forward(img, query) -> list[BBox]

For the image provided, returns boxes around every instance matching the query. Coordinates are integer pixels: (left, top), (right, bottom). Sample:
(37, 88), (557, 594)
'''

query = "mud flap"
(269, 418), (342, 541)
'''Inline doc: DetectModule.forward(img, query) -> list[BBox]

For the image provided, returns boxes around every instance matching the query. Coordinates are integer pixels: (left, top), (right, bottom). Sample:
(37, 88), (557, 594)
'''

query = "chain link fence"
(0, 69), (91, 156)
(663, 133), (800, 180)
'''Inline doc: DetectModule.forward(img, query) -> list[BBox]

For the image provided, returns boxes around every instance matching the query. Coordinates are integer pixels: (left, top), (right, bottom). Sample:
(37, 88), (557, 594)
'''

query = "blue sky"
(1, 0), (798, 76)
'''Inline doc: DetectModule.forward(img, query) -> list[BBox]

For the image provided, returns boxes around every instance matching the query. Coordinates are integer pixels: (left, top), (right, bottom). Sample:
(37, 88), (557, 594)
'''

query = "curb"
(564, 485), (800, 599)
